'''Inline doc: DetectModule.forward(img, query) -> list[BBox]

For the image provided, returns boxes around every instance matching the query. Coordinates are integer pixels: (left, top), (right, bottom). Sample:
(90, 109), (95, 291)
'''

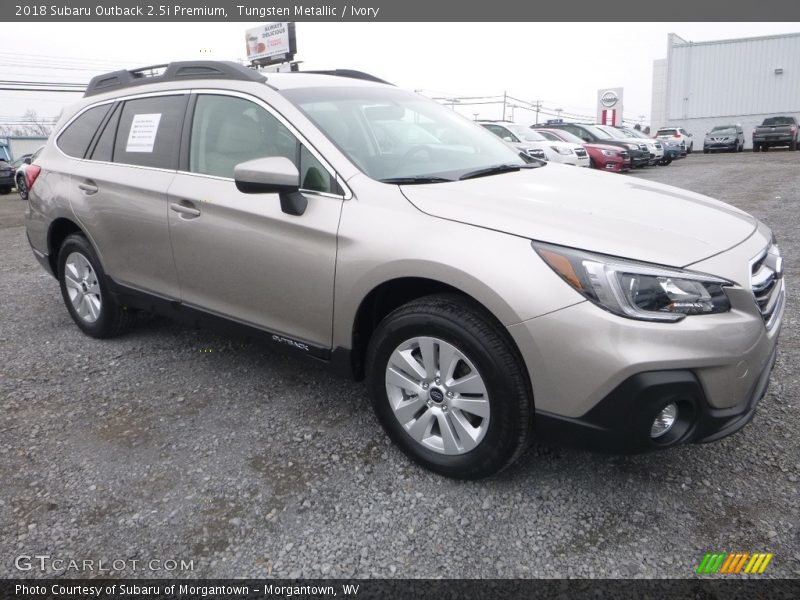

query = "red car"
(536, 128), (631, 173)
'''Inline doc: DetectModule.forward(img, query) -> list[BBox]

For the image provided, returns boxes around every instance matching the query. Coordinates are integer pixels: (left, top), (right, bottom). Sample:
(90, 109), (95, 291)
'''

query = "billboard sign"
(246, 22), (296, 65)
(596, 87), (623, 125)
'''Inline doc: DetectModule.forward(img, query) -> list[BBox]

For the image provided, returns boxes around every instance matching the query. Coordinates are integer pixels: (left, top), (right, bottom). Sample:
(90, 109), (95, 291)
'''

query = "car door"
(65, 93), (188, 299)
(166, 91), (345, 348)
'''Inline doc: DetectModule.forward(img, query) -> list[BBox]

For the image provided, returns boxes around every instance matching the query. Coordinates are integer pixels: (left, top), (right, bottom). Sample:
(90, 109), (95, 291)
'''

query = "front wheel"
(0, 187), (10, 195)
(365, 294), (533, 479)
(58, 233), (136, 338)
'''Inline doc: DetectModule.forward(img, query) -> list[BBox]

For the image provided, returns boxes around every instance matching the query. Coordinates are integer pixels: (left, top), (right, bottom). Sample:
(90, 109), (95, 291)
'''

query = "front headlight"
(626, 143), (639, 150)
(552, 146), (573, 155)
(533, 242), (732, 322)
(600, 149), (617, 156)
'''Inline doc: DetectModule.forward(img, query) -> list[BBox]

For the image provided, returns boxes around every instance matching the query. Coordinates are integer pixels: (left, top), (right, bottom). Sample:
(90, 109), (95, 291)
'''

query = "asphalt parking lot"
(0, 150), (798, 579)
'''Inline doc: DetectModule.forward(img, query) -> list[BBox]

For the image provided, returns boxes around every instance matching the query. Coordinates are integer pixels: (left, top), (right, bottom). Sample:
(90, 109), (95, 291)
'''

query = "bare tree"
(0, 110), (53, 137)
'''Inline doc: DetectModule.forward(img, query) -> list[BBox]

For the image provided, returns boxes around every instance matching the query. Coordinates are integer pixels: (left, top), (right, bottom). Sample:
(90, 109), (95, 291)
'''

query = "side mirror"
(24, 158), (31, 164)
(234, 156), (307, 216)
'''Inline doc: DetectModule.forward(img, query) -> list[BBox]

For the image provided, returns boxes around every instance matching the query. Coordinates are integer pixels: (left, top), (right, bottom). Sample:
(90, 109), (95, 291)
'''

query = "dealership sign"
(596, 87), (623, 126)
(246, 22), (297, 65)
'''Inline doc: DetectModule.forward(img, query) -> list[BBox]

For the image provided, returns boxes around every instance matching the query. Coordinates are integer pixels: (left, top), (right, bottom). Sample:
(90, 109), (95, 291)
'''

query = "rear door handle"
(169, 202), (201, 218)
(78, 181), (98, 195)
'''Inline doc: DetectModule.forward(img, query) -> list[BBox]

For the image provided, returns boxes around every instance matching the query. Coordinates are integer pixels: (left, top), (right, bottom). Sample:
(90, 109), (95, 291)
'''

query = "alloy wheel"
(63, 252), (102, 323)
(385, 336), (490, 455)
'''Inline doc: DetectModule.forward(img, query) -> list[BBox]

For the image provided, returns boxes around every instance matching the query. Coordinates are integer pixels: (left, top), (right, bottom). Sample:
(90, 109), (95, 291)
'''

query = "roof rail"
(300, 69), (393, 85)
(84, 61), (266, 97)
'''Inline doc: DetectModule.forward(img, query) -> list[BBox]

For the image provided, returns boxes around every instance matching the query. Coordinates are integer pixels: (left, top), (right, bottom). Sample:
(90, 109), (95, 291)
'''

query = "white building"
(651, 32), (800, 148)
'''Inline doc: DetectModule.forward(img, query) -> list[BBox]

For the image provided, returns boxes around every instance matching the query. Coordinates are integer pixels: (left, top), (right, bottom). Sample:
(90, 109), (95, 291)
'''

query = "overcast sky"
(1, 22), (799, 128)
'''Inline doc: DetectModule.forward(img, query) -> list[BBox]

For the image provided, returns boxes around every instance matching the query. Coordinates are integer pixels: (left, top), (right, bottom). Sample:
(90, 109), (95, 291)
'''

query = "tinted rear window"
(113, 95), (187, 169)
(58, 104), (111, 158)
(762, 117), (795, 126)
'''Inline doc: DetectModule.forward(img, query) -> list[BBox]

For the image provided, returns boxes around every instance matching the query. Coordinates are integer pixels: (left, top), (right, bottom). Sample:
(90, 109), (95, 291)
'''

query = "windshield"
(595, 125), (631, 140)
(710, 127), (737, 135)
(539, 129), (584, 145)
(282, 86), (525, 182)
(762, 117), (794, 126)
(580, 125), (614, 140)
(656, 129), (678, 136)
(504, 124), (547, 142)
(620, 128), (651, 140)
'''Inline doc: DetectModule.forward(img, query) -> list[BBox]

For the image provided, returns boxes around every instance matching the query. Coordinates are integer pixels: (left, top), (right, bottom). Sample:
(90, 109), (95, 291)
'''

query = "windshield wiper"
(458, 163), (533, 181)
(380, 176), (453, 184)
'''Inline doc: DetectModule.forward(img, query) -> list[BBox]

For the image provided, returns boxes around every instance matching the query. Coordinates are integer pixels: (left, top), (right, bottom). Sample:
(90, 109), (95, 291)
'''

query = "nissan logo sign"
(600, 91), (619, 108)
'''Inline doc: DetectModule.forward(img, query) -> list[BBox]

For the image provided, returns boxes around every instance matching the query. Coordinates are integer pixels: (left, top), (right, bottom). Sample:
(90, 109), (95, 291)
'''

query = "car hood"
(400, 165), (757, 267)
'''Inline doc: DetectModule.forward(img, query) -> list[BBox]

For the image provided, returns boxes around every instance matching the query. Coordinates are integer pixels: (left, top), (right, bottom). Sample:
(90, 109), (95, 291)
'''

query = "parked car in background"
(658, 137), (687, 164)
(480, 121), (589, 167)
(752, 116), (799, 152)
(535, 122), (650, 168)
(598, 125), (664, 166)
(536, 128), (630, 172)
(15, 146), (44, 200)
(617, 126), (681, 166)
(614, 126), (667, 164)
(703, 125), (745, 153)
(655, 126), (694, 153)
(0, 160), (14, 194)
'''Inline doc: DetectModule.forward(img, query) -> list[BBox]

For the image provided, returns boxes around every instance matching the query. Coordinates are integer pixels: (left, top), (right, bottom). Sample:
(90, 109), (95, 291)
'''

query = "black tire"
(738, 142), (744, 152)
(0, 187), (10, 195)
(16, 176), (28, 200)
(365, 294), (533, 479)
(589, 157), (596, 169)
(703, 148), (709, 154)
(687, 143), (693, 154)
(57, 233), (136, 339)
(791, 138), (798, 151)
(763, 145), (769, 152)
(753, 144), (760, 152)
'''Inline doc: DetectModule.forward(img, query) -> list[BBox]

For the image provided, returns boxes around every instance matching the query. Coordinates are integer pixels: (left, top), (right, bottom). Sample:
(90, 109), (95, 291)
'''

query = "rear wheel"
(0, 187), (10, 195)
(791, 138), (798, 151)
(16, 176), (28, 200)
(365, 294), (533, 479)
(753, 144), (760, 152)
(58, 233), (136, 338)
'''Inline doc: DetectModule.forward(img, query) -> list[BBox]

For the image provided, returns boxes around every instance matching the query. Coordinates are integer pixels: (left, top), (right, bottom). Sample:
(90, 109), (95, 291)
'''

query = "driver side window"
(189, 94), (341, 195)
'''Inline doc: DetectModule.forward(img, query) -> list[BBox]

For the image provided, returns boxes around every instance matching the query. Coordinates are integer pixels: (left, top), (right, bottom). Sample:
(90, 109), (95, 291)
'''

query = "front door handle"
(169, 202), (201, 218)
(78, 181), (98, 195)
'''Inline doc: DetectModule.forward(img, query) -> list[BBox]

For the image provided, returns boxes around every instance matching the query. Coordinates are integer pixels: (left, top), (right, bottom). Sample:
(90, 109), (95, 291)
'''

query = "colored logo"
(696, 552), (773, 574)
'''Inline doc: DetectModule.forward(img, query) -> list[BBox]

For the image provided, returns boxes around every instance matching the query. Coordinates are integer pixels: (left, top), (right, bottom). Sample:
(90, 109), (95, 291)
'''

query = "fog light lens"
(651, 403), (678, 438)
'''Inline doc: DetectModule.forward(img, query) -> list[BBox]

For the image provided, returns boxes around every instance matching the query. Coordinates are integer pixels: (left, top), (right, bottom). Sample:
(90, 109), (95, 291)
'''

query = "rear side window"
(90, 104), (121, 162)
(113, 95), (186, 169)
(58, 104), (111, 158)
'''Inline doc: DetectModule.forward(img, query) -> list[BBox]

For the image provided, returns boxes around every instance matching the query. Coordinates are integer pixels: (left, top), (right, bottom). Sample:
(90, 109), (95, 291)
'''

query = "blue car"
(659, 138), (686, 165)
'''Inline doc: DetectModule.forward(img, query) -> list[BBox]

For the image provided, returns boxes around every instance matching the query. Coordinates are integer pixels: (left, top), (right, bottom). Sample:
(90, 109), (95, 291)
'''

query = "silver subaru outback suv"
(26, 62), (784, 479)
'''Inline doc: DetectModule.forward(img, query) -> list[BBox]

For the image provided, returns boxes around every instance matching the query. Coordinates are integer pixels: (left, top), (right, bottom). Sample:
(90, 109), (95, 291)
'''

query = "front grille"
(528, 149), (546, 160)
(574, 148), (587, 158)
(751, 244), (784, 328)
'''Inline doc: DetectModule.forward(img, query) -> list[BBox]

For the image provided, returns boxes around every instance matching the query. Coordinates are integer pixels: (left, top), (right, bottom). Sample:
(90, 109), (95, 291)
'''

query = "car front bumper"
(507, 269), (784, 453)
